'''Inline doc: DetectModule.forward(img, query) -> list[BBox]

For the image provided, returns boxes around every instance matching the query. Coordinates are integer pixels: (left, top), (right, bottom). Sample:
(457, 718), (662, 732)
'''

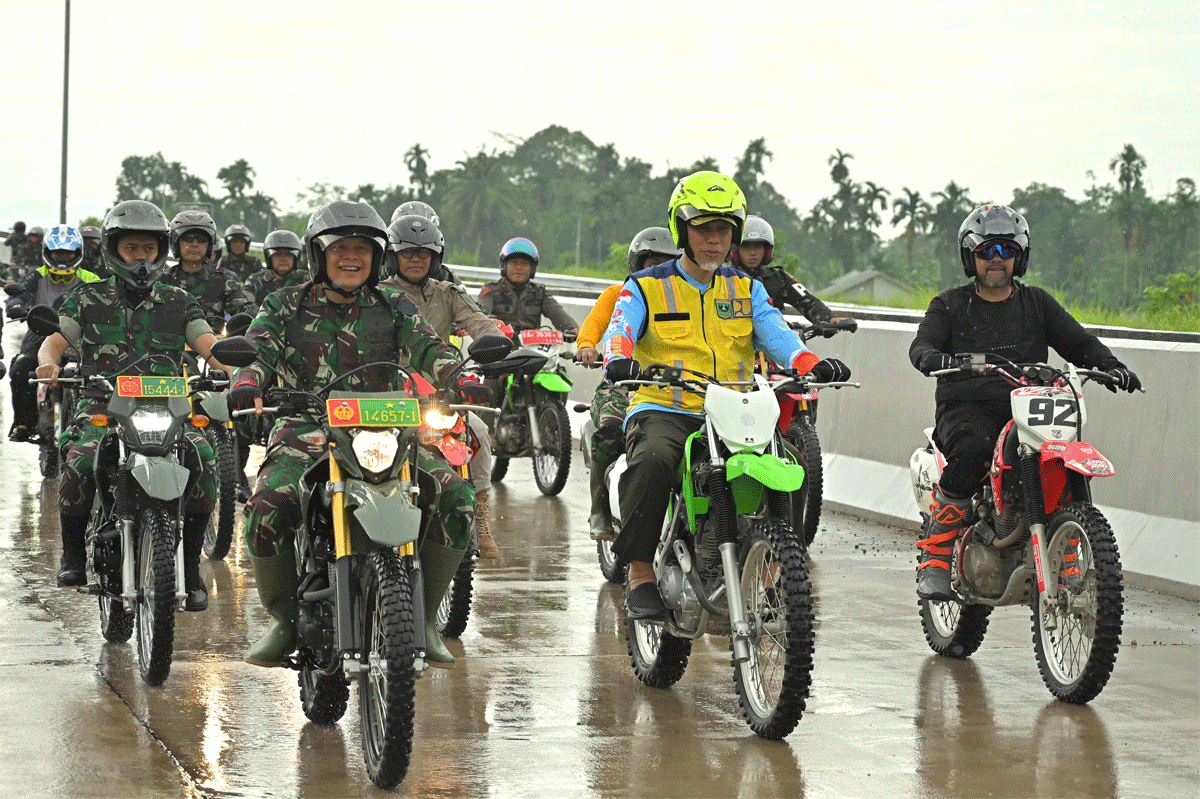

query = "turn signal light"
(89, 414), (108, 427)
(191, 415), (210, 428)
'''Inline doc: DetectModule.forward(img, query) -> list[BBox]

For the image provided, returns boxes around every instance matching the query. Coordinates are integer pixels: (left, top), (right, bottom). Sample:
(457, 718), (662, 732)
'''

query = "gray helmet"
(27, 225), (45, 240)
(223, 223), (252, 249)
(304, 201), (389, 287)
(958, 204), (1031, 278)
(263, 229), (302, 271)
(101, 200), (171, 289)
(210, 236), (223, 263)
(731, 215), (775, 269)
(168, 209), (217, 260)
(388, 215), (445, 284)
(390, 200), (440, 228)
(627, 226), (682, 273)
(79, 225), (101, 245)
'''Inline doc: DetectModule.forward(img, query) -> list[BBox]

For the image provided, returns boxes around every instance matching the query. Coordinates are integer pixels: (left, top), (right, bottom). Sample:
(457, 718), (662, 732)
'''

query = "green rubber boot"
(245, 549), (299, 667)
(420, 539), (467, 669)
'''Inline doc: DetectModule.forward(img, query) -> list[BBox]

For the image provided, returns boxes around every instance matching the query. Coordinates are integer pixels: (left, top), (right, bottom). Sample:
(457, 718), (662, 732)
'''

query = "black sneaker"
(625, 582), (668, 621)
(56, 557), (86, 588)
(8, 425), (30, 443)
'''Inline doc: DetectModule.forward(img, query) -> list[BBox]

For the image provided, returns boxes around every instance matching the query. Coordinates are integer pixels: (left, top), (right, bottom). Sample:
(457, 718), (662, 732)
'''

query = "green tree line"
(107, 130), (1197, 322)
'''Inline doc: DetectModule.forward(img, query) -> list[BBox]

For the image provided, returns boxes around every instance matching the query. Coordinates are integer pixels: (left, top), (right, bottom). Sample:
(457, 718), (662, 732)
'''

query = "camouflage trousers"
(60, 403), (217, 518)
(589, 383), (629, 473)
(245, 422), (475, 557)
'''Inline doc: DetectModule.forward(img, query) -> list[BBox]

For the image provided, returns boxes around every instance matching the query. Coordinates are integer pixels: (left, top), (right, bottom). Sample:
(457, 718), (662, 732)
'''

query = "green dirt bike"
(610, 364), (841, 740)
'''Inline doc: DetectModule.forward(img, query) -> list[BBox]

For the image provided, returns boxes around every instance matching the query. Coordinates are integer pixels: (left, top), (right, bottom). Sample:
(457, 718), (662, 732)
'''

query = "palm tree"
(1108, 144), (1147, 196)
(827, 149), (853, 185)
(735, 138), (774, 193)
(443, 148), (519, 263)
(931, 181), (974, 289)
(217, 158), (256, 200)
(891, 188), (932, 275)
(404, 144), (432, 201)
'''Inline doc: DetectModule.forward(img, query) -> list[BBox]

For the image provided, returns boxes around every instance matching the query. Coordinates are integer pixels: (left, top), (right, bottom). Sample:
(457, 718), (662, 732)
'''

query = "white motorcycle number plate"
(1012, 387), (1083, 444)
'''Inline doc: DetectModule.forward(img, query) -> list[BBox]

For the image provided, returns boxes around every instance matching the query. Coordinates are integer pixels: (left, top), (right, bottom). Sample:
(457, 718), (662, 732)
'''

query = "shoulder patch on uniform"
(480, 286), (492, 297)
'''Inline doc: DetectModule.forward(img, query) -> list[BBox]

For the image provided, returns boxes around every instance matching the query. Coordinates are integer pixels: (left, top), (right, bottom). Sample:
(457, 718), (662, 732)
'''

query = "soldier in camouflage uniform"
(79, 225), (108, 278)
(36, 201), (227, 611)
(730, 215), (856, 330)
(477, 237), (579, 335)
(388, 201), (462, 285)
(161, 210), (254, 331)
(381, 214), (508, 558)
(231, 201), (491, 670)
(10, 225), (45, 281)
(244, 229), (307, 308)
(218, 223), (261, 282)
(575, 227), (681, 539)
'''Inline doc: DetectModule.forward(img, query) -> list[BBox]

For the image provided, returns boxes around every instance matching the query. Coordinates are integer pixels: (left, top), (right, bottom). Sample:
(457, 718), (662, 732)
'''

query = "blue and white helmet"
(499, 237), (539, 279)
(42, 224), (84, 274)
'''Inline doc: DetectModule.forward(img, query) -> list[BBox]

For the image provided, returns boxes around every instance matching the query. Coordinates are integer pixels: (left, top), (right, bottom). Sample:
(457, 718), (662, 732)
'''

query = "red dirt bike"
(909, 354), (1136, 703)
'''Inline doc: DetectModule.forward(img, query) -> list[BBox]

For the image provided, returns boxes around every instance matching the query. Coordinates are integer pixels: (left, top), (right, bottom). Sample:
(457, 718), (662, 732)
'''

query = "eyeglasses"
(179, 231), (210, 244)
(398, 247), (433, 261)
(973, 242), (1020, 261)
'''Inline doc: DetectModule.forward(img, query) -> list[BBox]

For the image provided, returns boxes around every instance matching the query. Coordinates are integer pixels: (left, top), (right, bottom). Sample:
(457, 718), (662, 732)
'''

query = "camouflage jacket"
(748, 265), (834, 323)
(477, 276), (578, 334)
(218, 252), (262, 283)
(11, 238), (41, 269)
(159, 263), (255, 330)
(244, 267), (308, 309)
(235, 280), (462, 395)
(378, 275), (501, 345)
(80, 249), (109, 278)
(56, 278), (211, 381)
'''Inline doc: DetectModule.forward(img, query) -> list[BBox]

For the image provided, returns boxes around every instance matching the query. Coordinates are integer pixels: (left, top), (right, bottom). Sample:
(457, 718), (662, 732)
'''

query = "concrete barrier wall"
(541, 296), (1200, 595)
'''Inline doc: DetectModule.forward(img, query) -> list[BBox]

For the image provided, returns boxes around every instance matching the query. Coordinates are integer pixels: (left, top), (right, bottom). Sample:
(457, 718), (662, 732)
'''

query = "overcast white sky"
(2, 0), (1197, 235)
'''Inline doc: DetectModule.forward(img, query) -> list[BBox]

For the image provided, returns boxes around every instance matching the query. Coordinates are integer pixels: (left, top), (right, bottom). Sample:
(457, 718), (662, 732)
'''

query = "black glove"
(229, 379), (262, 412)
(919, 352), (956, 376)
(1105, 367), (1141, 393)
(455, 373), (493, 406)
(604, 358), (641, 384)
(808, 358), (851, 383)
(7, 303), (24, 320)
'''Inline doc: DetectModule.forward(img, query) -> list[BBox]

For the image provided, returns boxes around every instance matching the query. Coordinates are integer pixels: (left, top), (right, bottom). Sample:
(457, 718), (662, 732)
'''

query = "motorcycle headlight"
(129, 405), (174, 444)
(422, 407), (458, 432)
(351, 429), (400, 474)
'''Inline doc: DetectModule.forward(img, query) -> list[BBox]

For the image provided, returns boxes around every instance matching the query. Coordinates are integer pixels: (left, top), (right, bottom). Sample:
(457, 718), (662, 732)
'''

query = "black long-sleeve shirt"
(909, 282), (1123, 404)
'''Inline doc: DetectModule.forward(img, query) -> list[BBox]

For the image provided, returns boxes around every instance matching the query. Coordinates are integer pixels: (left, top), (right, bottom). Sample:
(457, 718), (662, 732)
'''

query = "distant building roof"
(819, 269), (915, 297)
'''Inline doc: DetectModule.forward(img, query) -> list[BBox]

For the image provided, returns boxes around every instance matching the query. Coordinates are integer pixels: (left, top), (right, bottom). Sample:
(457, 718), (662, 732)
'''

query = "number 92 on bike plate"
(326, 397), (421, 427)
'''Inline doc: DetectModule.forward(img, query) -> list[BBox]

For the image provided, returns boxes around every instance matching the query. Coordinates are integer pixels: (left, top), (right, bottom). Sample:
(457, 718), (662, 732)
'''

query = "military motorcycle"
(486, 327), (574, 496)
(223, 333), (511, 790)
(610, 364), (845, 740)
(909, 354), (1132, 703)
(28, 305), (220, 686)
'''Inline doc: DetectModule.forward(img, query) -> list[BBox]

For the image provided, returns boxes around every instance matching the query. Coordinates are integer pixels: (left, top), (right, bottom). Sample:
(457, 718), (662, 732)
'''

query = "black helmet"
(223, 223), (253, 249)
(627, 226), (681, 273)
(11, 221), (25, 235)
(79, 225), (101, 245)
(263, 229), (302, 271)
(304, 201), (389, 288)
(958, 204), (1031, 278)
(101, 200), (171, 289)
(390, 200), (440, 227)
(730, 215), (775, 268)
(168, 209), (217, 260)
(388, 215), (445, 284)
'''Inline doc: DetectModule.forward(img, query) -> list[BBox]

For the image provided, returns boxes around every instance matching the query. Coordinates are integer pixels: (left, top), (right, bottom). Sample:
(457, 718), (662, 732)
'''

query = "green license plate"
(116, 376), (187, 397)
(326, 397), (420, 428)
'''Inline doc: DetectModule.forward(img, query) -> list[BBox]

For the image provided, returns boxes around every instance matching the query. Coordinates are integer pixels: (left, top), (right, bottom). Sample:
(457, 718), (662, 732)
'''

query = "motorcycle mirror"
(225, 312), (254, 337)
(3, 283), (22, 297)
(209, 336), (258, 368)
(468, 333), (517, 365)
(25, 305), (62, 336)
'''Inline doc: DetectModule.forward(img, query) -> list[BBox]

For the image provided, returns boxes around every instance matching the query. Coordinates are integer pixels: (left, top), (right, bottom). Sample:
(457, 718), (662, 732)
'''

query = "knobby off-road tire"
(787, 420), (823, 547)
(733, 517), (815, 739)
(597, 537), (626, 584)
(359, 549), (418, 790)
(135, 504), (177, 686)
(299, 665), (349, 726)
(532, 399), (571, 496)
(919, 596), (993, 659)
(436, 547), (475, 639)
(204, 425), (238, 560)
(1031, 503), (1123, 704)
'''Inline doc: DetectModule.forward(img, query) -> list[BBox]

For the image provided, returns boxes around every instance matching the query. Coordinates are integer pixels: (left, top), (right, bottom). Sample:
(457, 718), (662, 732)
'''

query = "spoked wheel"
(135, 504), (177, 686)
(99, 594), (134, 643)
(919, 594), (993, 659)
(436, 544), (475, 639)
(733, 517), (814, 740)
(787, 420), (823, 547)
(532, 399), (571, 496)
(1031, 503), (1123, 704)
(490, 457), (509, 483)
(38, 436), (58, 478)
(359, 549), (418, 790)
(596, 515), (625, 584)
(299, 663), (349, 725)
(625, 615), (691, 689)
(204, 425), (238, 560)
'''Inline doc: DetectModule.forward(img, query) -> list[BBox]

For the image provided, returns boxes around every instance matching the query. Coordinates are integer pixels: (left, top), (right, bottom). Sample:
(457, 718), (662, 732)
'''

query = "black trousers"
(614, 410), (703, 564)
(933, 400), (1011, 499)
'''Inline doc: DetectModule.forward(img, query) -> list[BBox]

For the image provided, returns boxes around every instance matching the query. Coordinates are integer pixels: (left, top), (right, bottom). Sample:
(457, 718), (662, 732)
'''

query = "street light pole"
(59, 0), (70, 223)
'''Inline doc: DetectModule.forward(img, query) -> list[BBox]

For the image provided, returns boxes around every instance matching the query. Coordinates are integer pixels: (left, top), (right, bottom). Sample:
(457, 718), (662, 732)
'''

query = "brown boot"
(475, 490), (499, 559)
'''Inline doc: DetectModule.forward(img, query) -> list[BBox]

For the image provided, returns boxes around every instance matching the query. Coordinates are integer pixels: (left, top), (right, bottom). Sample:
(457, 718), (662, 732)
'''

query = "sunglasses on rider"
(179, 231), (210, 243)
(973, 242), (1021, 261)
(397, 247), (433, 261)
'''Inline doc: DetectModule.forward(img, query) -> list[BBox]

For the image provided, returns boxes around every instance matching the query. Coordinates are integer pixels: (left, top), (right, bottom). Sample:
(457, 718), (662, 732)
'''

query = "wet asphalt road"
(0, 325), (1197, 799)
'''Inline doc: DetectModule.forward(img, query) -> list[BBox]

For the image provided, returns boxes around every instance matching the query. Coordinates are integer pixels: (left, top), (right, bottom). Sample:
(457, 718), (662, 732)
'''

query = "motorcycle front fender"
(344, 478), (423, 548)
(726, 452), (805, 493)
(129, 453), (191, 501)
(195, 391), (231, 423)
(533, 370), (572, 395)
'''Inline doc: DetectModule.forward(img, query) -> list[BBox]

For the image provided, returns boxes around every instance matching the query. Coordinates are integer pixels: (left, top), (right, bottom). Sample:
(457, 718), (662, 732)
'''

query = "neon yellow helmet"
(667, 171), (747, 253)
